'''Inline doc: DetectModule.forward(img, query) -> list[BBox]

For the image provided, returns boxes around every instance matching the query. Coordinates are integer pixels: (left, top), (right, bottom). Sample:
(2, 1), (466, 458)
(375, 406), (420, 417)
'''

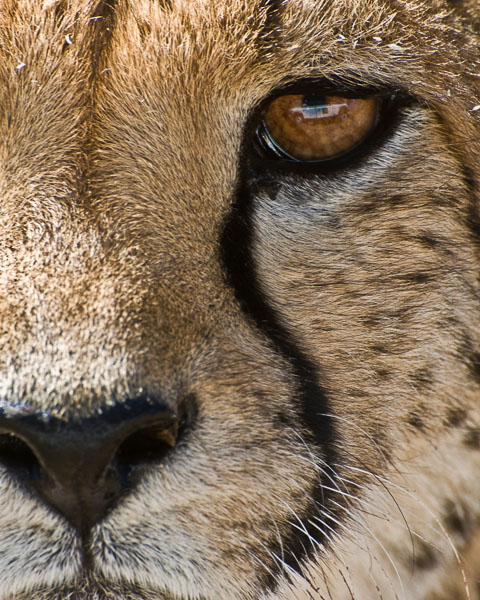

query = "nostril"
(0, 396), (195, 530)
(0, 433), (40, 479)
(117, 421), (180, 471)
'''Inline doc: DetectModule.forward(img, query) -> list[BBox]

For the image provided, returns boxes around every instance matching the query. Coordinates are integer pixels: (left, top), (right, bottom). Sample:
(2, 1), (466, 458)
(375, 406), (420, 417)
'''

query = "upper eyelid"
(247, 82), (404, 131)
(255, 77), (402, 104)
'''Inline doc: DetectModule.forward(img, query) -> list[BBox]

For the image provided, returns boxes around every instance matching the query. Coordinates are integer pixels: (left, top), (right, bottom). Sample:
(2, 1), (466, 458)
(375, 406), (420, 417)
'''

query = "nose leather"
(0, 396), (179, 534)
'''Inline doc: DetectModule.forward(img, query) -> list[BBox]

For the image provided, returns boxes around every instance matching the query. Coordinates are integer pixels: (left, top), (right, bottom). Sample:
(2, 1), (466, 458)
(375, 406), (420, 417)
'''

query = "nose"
(0, 396), (181, 534)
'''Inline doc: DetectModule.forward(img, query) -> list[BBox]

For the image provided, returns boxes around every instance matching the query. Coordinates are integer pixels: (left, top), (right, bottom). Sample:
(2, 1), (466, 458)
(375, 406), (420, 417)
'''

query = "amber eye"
(256, 94), (381, 162)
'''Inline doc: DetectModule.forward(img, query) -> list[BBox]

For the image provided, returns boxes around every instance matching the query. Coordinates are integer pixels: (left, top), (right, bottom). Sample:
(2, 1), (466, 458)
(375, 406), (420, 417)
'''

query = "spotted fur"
(0, 0), (479, 599)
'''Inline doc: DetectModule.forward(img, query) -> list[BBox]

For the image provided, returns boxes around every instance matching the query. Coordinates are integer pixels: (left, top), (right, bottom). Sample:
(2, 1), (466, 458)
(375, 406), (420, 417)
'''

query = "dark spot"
(411, 367), (433, 391)
(444, 500), (472, 541)
(273, 410), (296, 429)
(350, 195), (408, 216)
(464, 428), (480, 449)
(397, 272), (434, 285)
(462, 165), (476, 192)
(457, 337), (480, 384)
(458, 334), (480, 383)
(389, 195), (410, 207)
(88, 0), (118, 75)
(407, 412), (424, 431)
(326, 214), (342, 229)
(467, 209), (480, 246)
(417, 233), (442, 249)
(446, 407), (467, 428)
(362, 314), (381, 327)
(464, 166), (480, 248)
(441, 315), (461, 329)
(375, 368), (391, 380)
(93, 0), (118, 17)
(258, 182), (281, 202)
(412, 541), (438, 571)
(159, 0), (173, 9)
(432, 194), (458, 208)
(468, 352), (480, 384)
(370, 344), (389, 354)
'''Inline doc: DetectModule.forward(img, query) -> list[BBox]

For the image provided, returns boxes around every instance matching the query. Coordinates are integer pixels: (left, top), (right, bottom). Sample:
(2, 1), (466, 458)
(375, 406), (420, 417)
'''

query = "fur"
(0, 0), (479, 598)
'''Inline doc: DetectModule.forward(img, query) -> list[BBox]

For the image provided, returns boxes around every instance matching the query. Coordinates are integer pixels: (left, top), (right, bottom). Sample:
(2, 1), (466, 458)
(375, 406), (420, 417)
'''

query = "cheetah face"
(0, 1), (479, 599)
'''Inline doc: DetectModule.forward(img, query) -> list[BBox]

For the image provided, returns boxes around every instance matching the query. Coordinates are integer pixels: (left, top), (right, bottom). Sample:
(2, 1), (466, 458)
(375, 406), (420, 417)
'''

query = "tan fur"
(0, 0), (479, 599)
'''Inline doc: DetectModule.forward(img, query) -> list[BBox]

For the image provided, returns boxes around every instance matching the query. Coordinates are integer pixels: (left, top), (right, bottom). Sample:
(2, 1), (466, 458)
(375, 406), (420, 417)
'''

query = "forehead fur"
(2, 0), (479, 100)
(0, 0), (477, 203)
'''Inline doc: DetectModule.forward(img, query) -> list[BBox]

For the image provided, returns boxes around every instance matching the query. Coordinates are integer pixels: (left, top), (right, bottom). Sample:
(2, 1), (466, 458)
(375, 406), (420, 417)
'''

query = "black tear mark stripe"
(459, 334), (480, 385)
(468, 351), (480, 383)
(463, 165), (480, 250)
(221, 177), (339, 589)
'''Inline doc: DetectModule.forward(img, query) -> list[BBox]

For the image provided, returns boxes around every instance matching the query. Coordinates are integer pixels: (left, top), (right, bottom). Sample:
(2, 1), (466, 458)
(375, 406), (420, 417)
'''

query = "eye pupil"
(257, 93), (381, 164)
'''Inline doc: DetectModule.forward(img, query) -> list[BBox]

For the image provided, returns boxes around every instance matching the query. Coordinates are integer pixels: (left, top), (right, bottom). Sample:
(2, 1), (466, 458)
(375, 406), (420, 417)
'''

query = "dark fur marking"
(444, 500), (473, 541)
(375, 368), (391, 380)
(93, 0), (118, 18)
(349, 194), (409, 216)
(407, 412), (424, 431)
(362, 314), (381, 327)
(49, 1), (78, 54)
(415, 233), (459, 261)
(396, 272), (435, 285)
(446, 407), (468, 427)
(407, 402), (428, 431)
(457, 335), (480, 384)
(468, 351), (480, 384)
(370, 344), (390, 355)
(158, 0), (174, 10)
(416, 233), (442, 249)
(462, 165), (477, 193)
(463, 165), (480, 251)
(412, 541), (438, 571)
(273, 410), (297, 429)
(221, 174), (339, 589)
(464, 429), (480, 449)
(467, 202), (480, 248)
(411, 367), (433, 391)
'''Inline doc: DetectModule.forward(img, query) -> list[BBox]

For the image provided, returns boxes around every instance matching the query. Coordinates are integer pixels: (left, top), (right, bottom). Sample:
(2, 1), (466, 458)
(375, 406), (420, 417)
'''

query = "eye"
(255, 94), (382, 163)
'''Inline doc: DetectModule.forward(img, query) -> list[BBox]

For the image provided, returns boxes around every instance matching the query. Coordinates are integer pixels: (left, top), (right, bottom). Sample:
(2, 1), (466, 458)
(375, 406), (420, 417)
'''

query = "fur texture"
(0, 0), (479, 599)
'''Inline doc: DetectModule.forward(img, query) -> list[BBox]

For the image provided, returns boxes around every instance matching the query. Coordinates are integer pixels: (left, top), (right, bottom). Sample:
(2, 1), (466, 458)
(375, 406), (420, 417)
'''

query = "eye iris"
(262, 94), (380, 162)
